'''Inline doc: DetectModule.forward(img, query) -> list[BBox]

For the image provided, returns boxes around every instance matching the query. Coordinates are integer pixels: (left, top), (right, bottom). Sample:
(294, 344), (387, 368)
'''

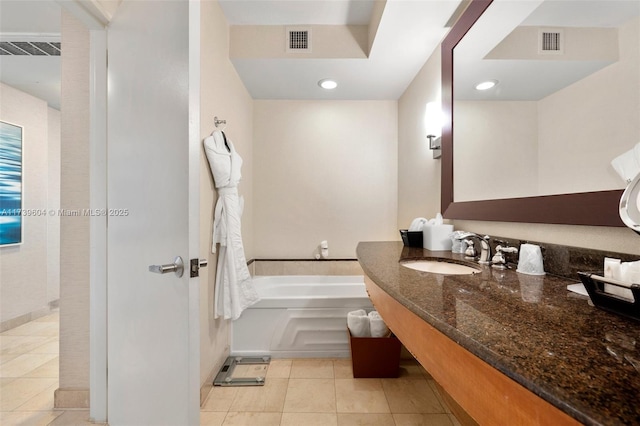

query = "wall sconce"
(426, 134), (441, 159)
(425, 102), (442, 159)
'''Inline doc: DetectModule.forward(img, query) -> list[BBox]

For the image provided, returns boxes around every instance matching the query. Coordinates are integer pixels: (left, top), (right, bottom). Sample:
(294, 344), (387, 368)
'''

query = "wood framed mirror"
(440, 0), (627, 227)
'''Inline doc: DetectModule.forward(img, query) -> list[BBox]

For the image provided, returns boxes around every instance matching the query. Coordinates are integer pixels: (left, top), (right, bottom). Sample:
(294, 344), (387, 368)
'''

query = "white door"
(106, 1), (200, 424)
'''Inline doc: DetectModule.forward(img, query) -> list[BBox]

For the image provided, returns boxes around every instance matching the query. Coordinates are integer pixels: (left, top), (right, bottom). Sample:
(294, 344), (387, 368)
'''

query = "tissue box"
(399, 230), (423, 247)
(348, 330), (401, 378)
(423, 224), (454, 251)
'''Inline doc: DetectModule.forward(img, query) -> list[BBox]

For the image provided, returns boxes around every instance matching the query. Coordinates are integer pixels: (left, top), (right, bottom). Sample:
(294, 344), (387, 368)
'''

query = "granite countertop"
(357, 241), (640, 426)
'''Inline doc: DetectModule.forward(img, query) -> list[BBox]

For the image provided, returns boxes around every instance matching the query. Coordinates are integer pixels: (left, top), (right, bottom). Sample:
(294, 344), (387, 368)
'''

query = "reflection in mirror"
(453, 0), (640, 202)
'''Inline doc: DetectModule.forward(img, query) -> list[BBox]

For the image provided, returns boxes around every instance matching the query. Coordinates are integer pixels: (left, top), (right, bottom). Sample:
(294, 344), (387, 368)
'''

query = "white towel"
(368, 311), (389, 337)
(347, 310), (370, 337)
(409, 218), (428, 232)
(611, 143), (640, 183)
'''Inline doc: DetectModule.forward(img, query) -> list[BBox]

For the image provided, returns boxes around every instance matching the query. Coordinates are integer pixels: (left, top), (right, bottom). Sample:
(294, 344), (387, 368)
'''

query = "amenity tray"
(577, 271), (640, 321)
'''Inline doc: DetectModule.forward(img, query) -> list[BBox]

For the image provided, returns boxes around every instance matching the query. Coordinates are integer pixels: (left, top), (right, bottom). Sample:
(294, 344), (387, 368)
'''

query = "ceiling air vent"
(286, 27), (311, 53)
(0, 41), (61, 56)
(539, 29), (563, 54)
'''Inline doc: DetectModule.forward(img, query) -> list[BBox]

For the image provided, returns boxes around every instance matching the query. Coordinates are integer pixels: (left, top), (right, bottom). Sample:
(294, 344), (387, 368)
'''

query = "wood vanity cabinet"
(364, 276), (580, 426)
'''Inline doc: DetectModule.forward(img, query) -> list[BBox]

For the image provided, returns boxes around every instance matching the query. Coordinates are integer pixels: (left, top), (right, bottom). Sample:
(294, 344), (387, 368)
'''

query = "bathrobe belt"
(217, 187), (237, 196)
(212, 186), (239, 253)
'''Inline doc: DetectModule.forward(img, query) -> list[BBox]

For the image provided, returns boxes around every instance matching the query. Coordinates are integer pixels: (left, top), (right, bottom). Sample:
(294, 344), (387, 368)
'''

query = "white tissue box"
(423, 224), (454, 251)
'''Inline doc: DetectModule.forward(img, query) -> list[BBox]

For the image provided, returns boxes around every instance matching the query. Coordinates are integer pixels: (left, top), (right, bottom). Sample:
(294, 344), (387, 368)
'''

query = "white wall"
(199, 0), (254, 389)
(537, 16), (640, 195)
(253, 100), (398, 259)
(0, 84), (60, 326)
(397, 48), (441, 229)
(454, 101), (538, 202)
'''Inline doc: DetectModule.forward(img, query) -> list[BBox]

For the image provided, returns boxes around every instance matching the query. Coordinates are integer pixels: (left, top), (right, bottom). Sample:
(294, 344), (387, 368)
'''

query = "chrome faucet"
(455, 232), (492, 264)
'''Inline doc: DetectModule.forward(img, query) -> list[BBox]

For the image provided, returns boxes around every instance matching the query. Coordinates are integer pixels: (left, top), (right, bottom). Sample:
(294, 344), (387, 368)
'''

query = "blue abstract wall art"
(0, 120), (23, 246)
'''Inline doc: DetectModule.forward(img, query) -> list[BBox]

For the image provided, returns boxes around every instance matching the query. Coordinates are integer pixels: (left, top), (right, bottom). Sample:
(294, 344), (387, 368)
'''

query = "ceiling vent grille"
(0, 41), (61, 56)
(286, 27), (311, 53)
(539, 29), (563, 54)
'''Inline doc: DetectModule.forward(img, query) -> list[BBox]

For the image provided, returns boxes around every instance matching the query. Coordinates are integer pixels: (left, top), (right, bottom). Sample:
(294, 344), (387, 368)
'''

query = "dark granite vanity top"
(357, 241), (640, 426)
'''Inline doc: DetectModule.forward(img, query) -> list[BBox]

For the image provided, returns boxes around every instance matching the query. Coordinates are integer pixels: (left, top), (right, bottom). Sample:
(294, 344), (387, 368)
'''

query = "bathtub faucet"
(455, 232), (492, 264)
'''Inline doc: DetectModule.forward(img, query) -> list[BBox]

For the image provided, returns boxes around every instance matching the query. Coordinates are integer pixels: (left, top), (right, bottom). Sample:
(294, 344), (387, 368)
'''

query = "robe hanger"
(214, 116), (227, 131)
(213, 117), (230, 152)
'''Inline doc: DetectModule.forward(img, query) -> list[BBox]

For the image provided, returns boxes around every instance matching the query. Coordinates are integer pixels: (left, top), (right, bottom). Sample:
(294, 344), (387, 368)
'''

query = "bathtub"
(231, 275), (373, 358)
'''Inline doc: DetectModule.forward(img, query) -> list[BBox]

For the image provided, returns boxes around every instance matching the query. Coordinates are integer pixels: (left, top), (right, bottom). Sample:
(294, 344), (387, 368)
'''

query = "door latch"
(190, 258), (208, 277)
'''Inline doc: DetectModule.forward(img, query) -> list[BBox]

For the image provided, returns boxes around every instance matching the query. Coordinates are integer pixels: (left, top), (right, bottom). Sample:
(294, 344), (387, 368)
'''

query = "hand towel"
(347, 310), (370, 337)
(368, 311), (390, 337)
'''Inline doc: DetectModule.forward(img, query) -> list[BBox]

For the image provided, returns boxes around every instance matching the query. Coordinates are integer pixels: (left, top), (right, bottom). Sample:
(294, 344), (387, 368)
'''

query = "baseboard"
(200, 348), (230, 406)
(54, 387), (90, 409)
(0, 301), (59, 332)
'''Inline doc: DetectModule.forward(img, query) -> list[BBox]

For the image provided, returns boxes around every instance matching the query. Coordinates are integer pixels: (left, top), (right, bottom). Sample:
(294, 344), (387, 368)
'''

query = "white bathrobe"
(204, 130), (259, 320)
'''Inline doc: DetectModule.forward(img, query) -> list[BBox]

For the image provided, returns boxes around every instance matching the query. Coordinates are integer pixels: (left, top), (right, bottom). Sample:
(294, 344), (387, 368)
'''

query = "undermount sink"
(401, 259), (481, 275)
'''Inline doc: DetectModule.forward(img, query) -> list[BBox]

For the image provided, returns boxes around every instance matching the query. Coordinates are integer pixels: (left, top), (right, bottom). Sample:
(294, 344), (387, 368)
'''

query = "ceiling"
(454, 0), (640, 101)
(219, 0), (463, 100)
(0, 1), (62, 109)
(2, 1), (637, 107)
(0, 0), (464, 108)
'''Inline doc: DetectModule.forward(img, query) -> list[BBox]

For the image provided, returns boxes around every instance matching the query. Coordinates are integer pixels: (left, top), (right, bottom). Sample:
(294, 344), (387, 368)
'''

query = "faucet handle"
(464, 239), (476, 258)
(492, 244), (518, 269)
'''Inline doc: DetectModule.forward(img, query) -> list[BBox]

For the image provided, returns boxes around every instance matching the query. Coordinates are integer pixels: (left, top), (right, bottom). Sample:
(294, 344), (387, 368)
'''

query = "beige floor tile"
(0, 377), (57, 411)
(222, 412), (281, 426)
(283, 378), (336, 413)
(200, 411), (227, 426)
(228, 378), (288, 412)
(24, 357), (58, 378)
(0, 353), (58, 378)
(1, 322), (58, 337)
(202, 386), (239, 411)
(398, 360), (430, 380)
(1, 377), (17, 387)
(427, 381), (451, 414)
(290, 359), (334, 379)
(393, 413), (455, 426)
(448, 414), (462, 426)
(337, 413), (396, 426)
(28, 340), (59, 355)
(0, 352), (20, 365)
(335, 379), (390, 414)
(47, 409), (106, 425)
(266, 359), (292, 379)
(0, 410), (62, 426)
(382, 379), (445, 414)
(14, 383), (57, 411)
(0, 336), (51, 357)
(333, 359), (354, 379)
(33, 312), (59, 323)
(280, 412), (339, 426)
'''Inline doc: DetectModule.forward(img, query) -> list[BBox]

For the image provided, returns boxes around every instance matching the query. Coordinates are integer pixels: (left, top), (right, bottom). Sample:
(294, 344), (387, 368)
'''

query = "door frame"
(59, 1), (202, 422)
(57, 1), (108, 422)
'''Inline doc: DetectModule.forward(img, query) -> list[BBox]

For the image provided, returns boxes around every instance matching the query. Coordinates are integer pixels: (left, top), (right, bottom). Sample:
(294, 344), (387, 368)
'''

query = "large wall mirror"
(441, 0), (640, 226)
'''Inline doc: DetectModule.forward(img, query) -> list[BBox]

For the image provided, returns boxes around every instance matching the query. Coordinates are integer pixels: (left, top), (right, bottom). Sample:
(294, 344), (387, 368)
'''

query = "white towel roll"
(368, 311), (389, 338)
(347, 310), (370, 337)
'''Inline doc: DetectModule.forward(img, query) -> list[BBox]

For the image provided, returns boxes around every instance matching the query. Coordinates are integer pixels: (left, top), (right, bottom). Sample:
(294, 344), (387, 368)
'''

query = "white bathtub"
(231, 275), (374, 358)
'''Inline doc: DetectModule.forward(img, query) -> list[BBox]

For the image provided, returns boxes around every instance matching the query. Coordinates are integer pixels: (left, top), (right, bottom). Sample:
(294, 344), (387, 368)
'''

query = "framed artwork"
(0, 120), (23, 246)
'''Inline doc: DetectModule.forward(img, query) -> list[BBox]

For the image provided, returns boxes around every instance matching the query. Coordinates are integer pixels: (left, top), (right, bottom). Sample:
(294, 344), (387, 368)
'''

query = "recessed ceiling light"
(475, 80), (498, 91)
(318, 79), (338, 90)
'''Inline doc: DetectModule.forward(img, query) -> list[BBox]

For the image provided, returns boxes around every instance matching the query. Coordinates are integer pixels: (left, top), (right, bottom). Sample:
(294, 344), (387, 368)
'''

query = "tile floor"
(1, 312), (461, 426)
